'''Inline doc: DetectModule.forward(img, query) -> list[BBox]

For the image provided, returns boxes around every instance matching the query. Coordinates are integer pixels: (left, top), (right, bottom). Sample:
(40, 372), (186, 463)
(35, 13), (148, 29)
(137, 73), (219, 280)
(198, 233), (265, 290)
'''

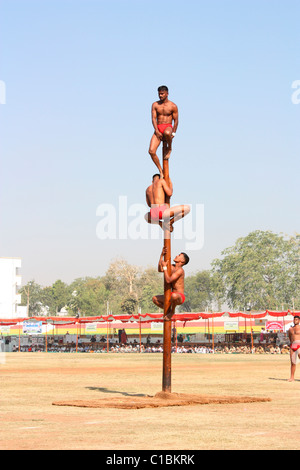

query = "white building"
(0, 257), (23, 319)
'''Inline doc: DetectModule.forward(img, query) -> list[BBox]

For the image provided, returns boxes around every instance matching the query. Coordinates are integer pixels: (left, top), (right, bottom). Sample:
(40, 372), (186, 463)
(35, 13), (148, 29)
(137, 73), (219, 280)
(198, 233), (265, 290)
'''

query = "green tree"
(105, 258), (140, 296)
(179, 270), (214, 312)
(136, 267), (162, 313)
(51, 280), (68, 314)
(39, 286), (54, 315)
(67, 277), (108, 316)
(210, 270), (226, 311)
(212, 230), (300, 310)
(19, 280), (44, 316)
(103, 258), (141, 314)
(121, 296), (138, 314)
(285, 234), (300, 309)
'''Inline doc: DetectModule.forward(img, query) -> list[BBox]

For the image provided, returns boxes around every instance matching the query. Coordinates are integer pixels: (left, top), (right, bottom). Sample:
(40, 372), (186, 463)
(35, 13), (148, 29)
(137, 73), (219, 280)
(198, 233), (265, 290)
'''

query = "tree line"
(20, 231), (300, 316)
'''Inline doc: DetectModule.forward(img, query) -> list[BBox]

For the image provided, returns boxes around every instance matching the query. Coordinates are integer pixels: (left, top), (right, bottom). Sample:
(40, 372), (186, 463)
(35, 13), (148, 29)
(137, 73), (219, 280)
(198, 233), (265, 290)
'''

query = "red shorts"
(173, 292), (185, 304)
(291, 343), (300, 352)
(157, 123), (173, 134)
(150, 204), (168, 221)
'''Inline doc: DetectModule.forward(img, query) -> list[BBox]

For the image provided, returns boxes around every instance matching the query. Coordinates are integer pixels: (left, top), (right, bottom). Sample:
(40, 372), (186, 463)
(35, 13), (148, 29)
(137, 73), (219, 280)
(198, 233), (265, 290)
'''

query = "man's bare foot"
(288, 378), (295, 382)
(164, 310), (175, 320)
(162, 221), (173, 232)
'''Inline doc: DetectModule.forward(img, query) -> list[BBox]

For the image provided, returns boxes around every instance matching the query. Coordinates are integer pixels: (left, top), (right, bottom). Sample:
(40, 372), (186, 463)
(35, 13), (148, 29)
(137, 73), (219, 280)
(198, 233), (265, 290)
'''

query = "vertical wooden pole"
(162, 141), (172, 393)
(212, 314), (215, 352)
(139, 314), (142, 353)
(250, 311), (254, 351)
(208, 318), (210, 344)
(107, 317), (109, 353)
(76, 321), (78, 353)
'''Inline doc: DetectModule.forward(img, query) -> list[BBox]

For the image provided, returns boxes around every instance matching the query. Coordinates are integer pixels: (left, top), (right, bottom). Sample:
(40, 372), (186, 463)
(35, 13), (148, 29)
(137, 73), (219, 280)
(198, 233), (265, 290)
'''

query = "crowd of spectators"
(5, 327), (291, 355)
(14, 342), (291, 355)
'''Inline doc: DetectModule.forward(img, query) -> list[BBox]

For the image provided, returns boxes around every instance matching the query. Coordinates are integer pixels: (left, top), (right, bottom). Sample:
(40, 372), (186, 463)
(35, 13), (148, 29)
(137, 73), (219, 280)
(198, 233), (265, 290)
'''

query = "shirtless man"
(152, 247), (189, 318)
(288, 315), (300, 381)
(148, 85), (178, 179)
(144, 174), (190, 232)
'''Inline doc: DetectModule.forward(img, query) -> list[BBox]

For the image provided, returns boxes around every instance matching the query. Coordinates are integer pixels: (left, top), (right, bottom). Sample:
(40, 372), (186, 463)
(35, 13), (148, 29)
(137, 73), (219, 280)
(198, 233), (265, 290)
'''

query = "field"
(0, 352), (299, 450)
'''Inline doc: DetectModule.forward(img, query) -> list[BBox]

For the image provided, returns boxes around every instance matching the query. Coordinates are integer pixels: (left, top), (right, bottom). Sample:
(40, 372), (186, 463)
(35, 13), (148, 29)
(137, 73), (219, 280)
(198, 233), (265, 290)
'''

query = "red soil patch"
(53, 391), (271, 409)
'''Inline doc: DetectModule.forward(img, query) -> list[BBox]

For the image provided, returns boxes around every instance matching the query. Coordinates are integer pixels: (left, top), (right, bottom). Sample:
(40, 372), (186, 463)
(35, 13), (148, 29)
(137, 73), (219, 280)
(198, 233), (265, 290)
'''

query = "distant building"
(0, 257), (23, 319)
(57, 307), (69, 317)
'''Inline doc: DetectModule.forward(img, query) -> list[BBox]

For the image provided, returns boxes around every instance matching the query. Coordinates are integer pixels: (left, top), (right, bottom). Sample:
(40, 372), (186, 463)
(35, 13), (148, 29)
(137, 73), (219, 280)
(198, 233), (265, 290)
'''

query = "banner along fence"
(0, 311), (298, 352)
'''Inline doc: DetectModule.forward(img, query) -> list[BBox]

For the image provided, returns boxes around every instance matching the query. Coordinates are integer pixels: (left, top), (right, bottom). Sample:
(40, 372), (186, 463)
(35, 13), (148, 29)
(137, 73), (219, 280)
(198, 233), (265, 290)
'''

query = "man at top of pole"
(148, 85), (178, 179)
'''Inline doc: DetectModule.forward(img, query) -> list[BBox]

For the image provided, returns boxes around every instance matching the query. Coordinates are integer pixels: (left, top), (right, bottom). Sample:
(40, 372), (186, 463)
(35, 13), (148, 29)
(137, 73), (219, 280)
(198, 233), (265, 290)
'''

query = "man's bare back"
(145, 175), (190, 233)
(168, 263), (185, 295)
(146, 176), (173, 207)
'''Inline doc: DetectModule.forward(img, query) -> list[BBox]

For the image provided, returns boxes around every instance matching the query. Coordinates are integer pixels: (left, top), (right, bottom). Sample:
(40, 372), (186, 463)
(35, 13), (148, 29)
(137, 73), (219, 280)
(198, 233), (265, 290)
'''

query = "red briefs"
(291, 341), (300, 365)
(157, 123), (173, 134)
(176, 292), (186, 304)
(150, 204), (168, 221)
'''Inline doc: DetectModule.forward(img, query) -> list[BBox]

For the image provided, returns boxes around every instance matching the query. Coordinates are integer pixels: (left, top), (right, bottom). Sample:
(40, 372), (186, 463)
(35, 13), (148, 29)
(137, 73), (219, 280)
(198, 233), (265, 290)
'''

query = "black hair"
(181, 252), (190, 265)
(152, 174), (160, 180)
(158, 85), (168, 93)
(294, 315), (300, 320)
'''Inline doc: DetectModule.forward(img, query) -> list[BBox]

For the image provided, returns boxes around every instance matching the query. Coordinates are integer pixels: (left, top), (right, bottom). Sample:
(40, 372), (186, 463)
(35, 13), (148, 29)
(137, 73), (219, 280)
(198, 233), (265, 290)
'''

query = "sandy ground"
(0, 352), (299, 450)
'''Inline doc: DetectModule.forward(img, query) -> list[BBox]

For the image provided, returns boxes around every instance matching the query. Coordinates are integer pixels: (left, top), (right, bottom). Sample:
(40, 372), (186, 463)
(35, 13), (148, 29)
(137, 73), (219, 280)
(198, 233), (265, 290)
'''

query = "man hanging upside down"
(152, 247), (189, 319)
(144, 174), (190, 233)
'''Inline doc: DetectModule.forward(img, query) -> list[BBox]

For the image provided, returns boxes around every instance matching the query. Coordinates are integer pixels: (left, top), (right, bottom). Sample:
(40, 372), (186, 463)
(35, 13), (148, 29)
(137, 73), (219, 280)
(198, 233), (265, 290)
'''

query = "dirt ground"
(0, 352), (299, 450)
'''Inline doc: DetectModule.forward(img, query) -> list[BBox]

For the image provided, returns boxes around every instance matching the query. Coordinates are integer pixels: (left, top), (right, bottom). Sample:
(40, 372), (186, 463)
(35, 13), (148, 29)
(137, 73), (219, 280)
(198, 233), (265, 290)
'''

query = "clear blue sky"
(1, 0), (299, 286)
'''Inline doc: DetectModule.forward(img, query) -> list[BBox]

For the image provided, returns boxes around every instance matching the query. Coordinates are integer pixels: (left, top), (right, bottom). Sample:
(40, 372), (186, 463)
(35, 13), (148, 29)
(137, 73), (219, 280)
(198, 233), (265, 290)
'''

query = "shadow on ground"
(86, 387), (148, 397)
